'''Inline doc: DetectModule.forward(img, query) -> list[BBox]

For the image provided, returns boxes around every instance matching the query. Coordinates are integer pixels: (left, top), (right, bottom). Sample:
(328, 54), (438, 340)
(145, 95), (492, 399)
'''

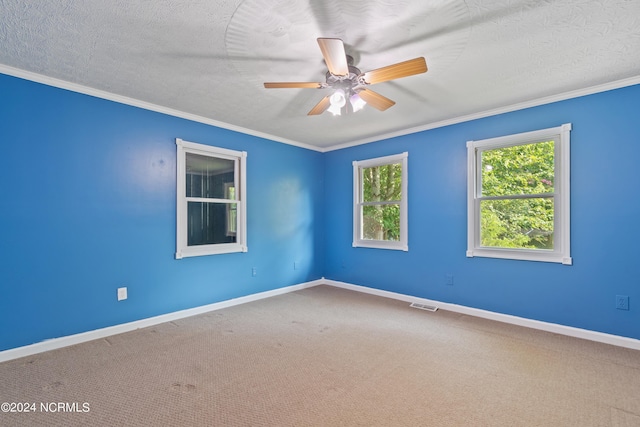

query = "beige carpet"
(1, 285), (639, 426)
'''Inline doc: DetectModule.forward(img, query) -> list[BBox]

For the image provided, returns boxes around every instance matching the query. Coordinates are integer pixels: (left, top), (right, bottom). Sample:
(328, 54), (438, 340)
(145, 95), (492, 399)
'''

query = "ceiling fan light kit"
(328, 89), (347, 115)
(350, 93), (366, 113)
(263, 38), (428, 116)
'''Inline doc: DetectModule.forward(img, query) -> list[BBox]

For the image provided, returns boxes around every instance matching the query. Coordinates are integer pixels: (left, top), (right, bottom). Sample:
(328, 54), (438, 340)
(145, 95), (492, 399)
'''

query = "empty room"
(1, 1), (639, 425)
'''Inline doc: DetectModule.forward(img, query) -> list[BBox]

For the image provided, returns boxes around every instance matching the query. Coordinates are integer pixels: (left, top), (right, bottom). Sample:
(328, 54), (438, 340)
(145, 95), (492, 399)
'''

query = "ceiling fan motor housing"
(325, 64), (364, 95)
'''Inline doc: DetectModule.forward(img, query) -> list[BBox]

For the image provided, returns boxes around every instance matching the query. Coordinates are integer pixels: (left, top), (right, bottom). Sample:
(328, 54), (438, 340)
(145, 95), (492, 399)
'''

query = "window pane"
(480, 198), (554, 249)
(362, 163), (402, 202)
(362, 204), (400, 241)
(187, 202), (237, 246)
(226, 185), (236, 200)
(481, 141), (554, 197)
(186, 153), (235, 199)
(225, 184), (237, 235)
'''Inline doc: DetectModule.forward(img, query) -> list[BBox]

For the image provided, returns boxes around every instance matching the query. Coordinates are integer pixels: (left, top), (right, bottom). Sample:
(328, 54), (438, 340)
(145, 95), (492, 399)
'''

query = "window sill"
(353, 240), (408, 251)
(176, 243), (248, 259)
(466, 248), (571, 265)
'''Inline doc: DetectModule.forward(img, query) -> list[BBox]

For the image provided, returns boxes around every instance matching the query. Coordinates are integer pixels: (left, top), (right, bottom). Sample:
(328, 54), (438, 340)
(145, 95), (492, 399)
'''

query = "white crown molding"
(0, 279), (323, 363)
(323, 279), (640, 351)
(321, 75), (640, 152)
(3, 64), (639, 154)
(0, 64), (323, 153)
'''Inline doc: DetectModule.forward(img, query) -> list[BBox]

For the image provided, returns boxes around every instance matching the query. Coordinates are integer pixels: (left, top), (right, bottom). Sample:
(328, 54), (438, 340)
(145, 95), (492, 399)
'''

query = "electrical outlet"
(117, 287), (128, 301)
(616, 295), (629, 310)
(252, 267), (257, 277)
(445, 274), (454, 286)
(293, 261), (297, 270)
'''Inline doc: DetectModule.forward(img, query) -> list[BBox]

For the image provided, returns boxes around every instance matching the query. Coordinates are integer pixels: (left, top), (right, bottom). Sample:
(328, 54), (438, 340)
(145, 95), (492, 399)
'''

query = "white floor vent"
(410, 302), (438, 312)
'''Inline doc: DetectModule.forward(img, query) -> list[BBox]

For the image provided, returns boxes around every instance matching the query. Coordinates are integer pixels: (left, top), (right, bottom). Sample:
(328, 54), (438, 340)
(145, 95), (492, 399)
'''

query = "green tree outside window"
(480, 140), (555, 249)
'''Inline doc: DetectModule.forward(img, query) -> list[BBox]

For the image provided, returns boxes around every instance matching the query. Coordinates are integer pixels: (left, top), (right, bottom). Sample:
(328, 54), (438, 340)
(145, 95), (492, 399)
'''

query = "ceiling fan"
(264, 38), (428, 116)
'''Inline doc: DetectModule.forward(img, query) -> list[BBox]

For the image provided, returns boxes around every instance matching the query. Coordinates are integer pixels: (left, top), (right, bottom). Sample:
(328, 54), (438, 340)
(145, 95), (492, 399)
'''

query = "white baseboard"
(0, 279), (323, 363)
(323, 279), (640, 351)
(3, 277), (637, 363)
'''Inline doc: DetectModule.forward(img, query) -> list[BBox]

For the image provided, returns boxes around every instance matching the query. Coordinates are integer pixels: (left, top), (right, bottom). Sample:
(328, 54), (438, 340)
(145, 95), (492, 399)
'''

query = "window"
(466, 124), (571, 264)
(353, 152), (408, 251)
(175, 138), (247, 259)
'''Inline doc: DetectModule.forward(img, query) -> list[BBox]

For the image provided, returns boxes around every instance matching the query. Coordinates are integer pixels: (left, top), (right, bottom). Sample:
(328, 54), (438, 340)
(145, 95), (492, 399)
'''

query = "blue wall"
(2, 71), (639, 352)
(0, 74), (324, 351)
(323, 84), (640, 340)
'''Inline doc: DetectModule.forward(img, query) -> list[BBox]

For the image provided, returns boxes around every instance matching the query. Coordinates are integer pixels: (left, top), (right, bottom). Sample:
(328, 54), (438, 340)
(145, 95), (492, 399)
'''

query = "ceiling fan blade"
(308, 96), (331, 115)
(317, 38), (349, 76)
(357, 89), (396, 111)
(264, 82), (324, 89)
(362, 57), (427, 85)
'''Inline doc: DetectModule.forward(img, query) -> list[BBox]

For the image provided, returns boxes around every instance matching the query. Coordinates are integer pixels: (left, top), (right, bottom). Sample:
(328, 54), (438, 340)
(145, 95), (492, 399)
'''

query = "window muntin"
(353, 152), (408, 251)
(176, 139), (247, 258)
(467, 124), (571, 264)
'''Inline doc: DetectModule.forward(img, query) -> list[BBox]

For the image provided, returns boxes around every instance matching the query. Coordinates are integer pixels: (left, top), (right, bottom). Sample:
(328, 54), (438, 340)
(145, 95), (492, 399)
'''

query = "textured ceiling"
(1, 0), (640, 151)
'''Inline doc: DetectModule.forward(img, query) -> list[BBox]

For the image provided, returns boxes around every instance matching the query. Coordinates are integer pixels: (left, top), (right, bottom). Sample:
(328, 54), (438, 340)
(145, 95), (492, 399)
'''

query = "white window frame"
(175, 138), (247, 259)
(353, 152), (408, 251)
(466, 124), (571, 265)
